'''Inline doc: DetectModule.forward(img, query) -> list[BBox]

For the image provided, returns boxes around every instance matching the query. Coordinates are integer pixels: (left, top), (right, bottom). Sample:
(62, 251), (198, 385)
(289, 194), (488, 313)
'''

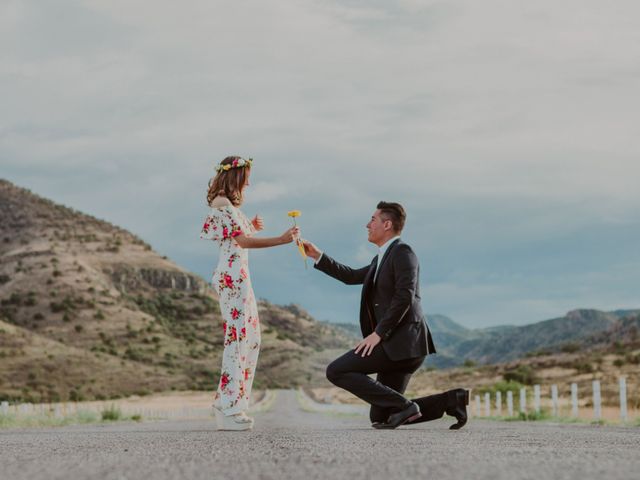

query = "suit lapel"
(364, 255), (378, 289)
(375, 238), (400, 282)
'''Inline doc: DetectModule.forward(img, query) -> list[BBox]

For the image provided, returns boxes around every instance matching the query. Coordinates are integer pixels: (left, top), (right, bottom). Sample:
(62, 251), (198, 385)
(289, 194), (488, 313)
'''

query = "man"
(302, 201), (469, 429)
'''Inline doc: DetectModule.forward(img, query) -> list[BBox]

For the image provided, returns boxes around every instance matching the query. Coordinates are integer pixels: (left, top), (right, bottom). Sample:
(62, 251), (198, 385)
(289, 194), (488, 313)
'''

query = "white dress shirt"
(374, 236), (401, 282)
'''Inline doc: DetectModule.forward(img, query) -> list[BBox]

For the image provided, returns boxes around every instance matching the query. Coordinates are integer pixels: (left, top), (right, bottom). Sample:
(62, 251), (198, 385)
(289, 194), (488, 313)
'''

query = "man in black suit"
(302, 201), (469, 429)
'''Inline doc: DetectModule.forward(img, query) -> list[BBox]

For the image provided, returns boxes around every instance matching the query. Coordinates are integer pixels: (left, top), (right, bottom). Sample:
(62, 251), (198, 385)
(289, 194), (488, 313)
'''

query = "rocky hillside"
(0, 179), (352, 403)
(427, 309), (640, 367)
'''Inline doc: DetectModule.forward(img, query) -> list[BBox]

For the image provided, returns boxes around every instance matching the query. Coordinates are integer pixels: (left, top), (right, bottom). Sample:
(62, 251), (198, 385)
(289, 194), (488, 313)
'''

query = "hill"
(0, 179), (352, 402)
(424, 309), (640, 367)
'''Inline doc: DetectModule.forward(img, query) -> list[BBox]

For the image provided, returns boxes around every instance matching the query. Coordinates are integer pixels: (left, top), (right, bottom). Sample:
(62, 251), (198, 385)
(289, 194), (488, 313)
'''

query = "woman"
(200, 156), (298, 431)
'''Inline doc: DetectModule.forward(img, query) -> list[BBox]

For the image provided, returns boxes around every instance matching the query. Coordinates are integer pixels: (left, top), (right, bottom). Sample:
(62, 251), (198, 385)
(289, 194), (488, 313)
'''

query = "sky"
(2, 0), (639, 328)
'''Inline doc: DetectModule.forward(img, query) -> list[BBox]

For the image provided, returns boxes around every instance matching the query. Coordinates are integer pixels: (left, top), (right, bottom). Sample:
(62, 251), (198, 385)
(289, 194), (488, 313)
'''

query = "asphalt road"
(1, 389), (639, 480)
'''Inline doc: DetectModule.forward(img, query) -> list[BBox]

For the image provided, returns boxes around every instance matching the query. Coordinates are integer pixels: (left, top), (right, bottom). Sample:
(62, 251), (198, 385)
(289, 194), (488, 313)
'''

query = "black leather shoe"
(446, 389), (469, 430)
(372, 402), (422, 430)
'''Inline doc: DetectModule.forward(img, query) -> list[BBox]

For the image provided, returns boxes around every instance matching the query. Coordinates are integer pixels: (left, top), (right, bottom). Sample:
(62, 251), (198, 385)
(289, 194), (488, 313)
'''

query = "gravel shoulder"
(1, 389), (639, 480)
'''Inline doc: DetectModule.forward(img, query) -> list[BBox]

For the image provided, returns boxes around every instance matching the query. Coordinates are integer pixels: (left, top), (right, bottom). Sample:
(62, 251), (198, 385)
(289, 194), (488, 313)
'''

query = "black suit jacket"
(315, 239), (436, 361)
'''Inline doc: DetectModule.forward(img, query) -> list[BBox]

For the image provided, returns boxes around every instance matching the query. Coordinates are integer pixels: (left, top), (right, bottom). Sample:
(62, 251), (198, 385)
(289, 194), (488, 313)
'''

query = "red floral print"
(220, 372), (230, 390)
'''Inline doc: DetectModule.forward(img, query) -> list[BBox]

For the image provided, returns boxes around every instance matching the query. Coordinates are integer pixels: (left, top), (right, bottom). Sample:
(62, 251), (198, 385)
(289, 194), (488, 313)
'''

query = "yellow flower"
(287, 210), (306, 268)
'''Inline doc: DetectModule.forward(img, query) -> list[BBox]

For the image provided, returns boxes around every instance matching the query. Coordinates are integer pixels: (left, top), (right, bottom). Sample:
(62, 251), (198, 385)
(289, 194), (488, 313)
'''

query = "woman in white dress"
(200, 156), (298, 431)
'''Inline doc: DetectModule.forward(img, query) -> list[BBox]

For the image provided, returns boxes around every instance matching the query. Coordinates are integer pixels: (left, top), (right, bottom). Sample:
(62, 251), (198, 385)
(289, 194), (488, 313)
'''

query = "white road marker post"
(534, 385), (541, 413)
(592, 380), (601, 421)
(519, 388), (526, 414)
(484, 392), (491, 417)
(551, 385), (558, 417)
(496, 391), (502, 417)
(475, 395), (481, 417)
(619, 377), (628, 422)
(507, 390), (514, 417)
(571, 383), (578, 418)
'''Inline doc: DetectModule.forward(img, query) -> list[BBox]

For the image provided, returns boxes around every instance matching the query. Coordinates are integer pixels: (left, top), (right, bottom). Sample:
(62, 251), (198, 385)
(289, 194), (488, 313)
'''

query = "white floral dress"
(200, 205), (260, 415)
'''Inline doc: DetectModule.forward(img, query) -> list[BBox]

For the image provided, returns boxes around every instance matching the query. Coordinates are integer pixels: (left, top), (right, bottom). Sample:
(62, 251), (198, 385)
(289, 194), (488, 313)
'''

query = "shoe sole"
(214, 408), (254, 431)
(373, 412), (422, 429)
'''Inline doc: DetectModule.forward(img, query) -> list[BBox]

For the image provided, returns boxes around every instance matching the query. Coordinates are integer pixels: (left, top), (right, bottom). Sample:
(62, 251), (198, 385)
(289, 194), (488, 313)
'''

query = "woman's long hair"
(206, 156), (251, 206)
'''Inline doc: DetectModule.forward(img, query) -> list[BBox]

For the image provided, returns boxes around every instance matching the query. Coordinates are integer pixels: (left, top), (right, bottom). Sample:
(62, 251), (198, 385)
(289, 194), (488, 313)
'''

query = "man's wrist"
(314, 251), (324, 264)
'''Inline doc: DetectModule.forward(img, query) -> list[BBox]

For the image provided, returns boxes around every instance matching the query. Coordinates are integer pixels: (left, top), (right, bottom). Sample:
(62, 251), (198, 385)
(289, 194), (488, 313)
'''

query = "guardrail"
(471, 377), (634, 422)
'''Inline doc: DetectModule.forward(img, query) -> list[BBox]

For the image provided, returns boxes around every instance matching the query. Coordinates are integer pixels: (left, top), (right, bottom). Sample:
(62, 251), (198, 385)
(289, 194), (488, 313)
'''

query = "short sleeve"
(200, 206), (250, 241)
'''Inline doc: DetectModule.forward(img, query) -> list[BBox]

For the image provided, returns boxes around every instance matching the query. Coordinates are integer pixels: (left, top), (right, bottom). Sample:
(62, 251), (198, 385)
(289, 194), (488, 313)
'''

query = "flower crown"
(215, 157), (253, 173)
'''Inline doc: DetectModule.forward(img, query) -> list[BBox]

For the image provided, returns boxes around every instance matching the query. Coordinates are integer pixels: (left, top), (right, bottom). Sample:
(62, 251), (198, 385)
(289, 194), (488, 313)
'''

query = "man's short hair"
(377, 201), (406, 233)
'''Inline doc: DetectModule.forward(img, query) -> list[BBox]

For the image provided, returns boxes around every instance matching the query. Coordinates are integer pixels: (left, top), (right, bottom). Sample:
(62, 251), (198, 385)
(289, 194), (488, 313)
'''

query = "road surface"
(1, 389), (638, 480)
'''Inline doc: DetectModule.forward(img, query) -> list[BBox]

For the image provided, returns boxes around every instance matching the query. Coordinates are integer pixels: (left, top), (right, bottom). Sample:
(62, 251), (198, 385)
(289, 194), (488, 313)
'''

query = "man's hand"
(301, 240), (322, 260)
(251, 215), (264, 231)
(354, 332), (381, 357)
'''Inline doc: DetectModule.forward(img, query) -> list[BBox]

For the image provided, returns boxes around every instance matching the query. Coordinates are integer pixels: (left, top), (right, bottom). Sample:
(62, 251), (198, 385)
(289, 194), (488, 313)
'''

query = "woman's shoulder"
(209, 196), (233, 208)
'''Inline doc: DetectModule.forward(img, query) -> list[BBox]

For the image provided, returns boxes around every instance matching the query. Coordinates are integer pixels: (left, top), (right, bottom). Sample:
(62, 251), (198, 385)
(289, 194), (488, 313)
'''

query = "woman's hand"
(279, 227), (300, 244)
(251, 215), (264, 231)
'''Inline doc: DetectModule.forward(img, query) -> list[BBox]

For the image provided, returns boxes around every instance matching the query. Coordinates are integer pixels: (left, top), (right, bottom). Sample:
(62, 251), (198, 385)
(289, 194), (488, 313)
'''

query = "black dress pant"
(326, 346), (449, 424)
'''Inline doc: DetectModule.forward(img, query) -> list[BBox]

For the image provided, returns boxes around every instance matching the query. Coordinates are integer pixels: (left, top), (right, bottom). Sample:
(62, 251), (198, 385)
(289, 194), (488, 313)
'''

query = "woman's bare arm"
(234, 227), (298, 249)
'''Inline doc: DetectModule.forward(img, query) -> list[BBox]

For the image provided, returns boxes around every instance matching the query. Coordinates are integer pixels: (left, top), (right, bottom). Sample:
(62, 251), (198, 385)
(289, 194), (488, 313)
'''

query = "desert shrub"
(2, 293), (23, 306)
(561, 342), (581, 353)
(503, 365), (539, 385)
(124, 347), (143, 362)
(69, 389), (84, 402)
(507, 409), (552, 422)
(74, 324), (84, 333)
(463, 359), (476, 367)
(0, 274), (10, 285)
(101, 405), (122, 421)
(613, 358), (625, 367)
(94, 309), (105, 320)
(625, 353), (640, 365)
(24, 296), (37, 307)
(33, 312), (44, 320)
(573, 361), (594, 374)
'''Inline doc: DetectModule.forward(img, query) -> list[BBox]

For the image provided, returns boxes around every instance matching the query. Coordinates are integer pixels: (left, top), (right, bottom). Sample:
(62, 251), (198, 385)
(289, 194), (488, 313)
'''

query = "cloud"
(2, 0), (639, 328)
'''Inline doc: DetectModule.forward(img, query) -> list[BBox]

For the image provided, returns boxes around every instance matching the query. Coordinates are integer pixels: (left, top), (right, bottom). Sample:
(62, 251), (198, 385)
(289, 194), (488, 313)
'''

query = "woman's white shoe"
(214, 408), (253, 431)
(237, 412), (254, 423)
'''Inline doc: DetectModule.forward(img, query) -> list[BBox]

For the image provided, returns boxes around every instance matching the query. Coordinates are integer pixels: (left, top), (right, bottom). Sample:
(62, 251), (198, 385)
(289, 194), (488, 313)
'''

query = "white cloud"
(2, 0), (639, 327)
